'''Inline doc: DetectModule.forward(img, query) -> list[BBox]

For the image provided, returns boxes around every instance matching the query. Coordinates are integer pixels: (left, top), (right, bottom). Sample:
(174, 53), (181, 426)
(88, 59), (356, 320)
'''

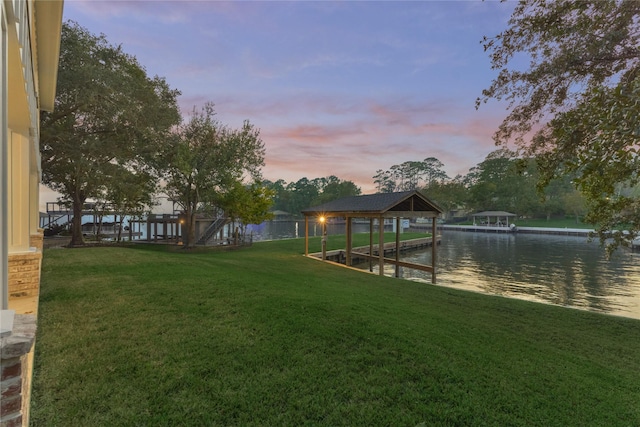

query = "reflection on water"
(380, 231), (640, 320)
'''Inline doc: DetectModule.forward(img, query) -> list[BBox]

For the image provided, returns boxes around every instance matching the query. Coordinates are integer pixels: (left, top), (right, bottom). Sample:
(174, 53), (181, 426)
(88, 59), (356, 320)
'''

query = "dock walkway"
(311, 236), (439, 265)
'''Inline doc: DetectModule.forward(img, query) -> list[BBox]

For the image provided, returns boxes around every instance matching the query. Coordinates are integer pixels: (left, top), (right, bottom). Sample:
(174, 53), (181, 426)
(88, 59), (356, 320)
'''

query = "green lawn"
(31, 236), (640, 426)
(457, 217), (593, 229)
(512, 217), (593, 229)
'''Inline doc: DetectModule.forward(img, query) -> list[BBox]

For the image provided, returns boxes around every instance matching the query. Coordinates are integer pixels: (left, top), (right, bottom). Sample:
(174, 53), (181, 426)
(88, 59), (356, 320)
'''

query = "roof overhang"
(35, 1), (64, 112)
(302, 191), (443, 219)
(472, 211), (517, 217)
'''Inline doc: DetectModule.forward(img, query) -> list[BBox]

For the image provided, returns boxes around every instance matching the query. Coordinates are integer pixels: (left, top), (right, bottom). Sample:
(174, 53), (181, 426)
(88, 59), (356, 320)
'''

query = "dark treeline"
(264, 176), (361, 217)
(263, 149), (594, 222)
(377, 149), (588, 222)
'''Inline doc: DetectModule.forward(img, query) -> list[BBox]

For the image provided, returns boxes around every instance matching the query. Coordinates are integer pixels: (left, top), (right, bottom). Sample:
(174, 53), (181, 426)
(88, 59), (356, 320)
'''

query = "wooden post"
(304, 216), (309, 256)
(369, 218), (373, 272)
(431, 216), (437, 284)
(378, 216), (384, 276)
(321, 221), (327, 261)
(395, 217), (400, 277)
(346, 215), (352, 266)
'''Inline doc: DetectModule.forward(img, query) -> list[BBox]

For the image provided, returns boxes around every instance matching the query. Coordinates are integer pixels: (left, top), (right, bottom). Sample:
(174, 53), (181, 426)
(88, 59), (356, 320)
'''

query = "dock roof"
(302, 190), (443, 218)
(472, 211), (517, 217)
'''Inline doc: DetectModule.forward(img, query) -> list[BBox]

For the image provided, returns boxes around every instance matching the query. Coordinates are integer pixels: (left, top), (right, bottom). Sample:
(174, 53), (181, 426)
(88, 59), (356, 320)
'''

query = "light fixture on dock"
(319, 215), (327, 260)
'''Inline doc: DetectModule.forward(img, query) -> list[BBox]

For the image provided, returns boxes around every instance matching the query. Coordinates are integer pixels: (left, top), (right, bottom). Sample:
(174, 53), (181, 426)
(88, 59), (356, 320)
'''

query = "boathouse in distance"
(302, 191), (443, 283)
(472, 211), (517, 228)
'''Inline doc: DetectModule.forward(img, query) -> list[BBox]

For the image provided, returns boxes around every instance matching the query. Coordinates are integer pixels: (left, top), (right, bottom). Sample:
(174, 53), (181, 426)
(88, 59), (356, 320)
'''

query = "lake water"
(369, 230), (640, 320)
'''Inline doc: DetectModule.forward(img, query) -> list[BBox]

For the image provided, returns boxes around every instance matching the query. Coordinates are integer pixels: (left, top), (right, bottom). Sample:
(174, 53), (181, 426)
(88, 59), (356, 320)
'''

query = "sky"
(42, 0), (518, 209)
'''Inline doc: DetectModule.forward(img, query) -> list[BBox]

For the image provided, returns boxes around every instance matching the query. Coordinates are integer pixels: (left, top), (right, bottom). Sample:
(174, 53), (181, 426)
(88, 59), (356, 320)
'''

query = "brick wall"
(0, 315), (36, 427)
(7, 253), (42, 299)
(3, 229), (44, 426)
(8, 230), (43, 300)
(29, 230), (44, 252)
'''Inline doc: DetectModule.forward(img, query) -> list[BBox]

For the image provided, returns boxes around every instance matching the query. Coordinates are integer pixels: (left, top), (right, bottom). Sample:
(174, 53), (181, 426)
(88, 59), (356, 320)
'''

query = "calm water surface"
(392, 231), (640, 320)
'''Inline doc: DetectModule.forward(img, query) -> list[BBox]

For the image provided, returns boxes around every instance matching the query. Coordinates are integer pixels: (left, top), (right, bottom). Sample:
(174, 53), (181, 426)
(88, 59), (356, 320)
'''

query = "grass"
(31, 236), (640, 426)
(457, 217), (593, 229)
(511, 217), (593, 229)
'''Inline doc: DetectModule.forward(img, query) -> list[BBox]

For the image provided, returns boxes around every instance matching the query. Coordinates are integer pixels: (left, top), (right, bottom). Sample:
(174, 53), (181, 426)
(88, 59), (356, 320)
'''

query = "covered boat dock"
(302, 191), (443, 283)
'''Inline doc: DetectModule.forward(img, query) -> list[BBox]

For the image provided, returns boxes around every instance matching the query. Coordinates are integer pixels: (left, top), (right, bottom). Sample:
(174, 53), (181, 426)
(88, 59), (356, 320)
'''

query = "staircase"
(196, 217), (230, 245)
(43, 215), (72, 236)
(43, 202), (118, 236)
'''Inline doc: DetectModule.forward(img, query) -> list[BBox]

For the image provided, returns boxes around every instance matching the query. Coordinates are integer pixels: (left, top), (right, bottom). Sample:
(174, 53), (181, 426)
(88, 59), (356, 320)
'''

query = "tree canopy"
(373, 158), (448, 193)
(40, 21), (181, 246)
(160, 103), (265, 247)
(264, 176), (361, 216)
(222, 181), (275, 242)
(478, 0), (640, 251)
(368, 153), (588, 225)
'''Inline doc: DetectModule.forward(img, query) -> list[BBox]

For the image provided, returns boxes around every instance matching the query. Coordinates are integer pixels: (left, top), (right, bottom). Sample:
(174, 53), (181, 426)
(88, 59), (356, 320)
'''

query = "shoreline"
(436, 224), (594, 237)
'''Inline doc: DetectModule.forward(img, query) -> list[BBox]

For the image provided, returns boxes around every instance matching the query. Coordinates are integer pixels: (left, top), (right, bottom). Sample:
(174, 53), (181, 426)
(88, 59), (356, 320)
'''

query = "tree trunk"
(96, 211), (104, 242)
(116, 214), (124, 242)
(70, 197), (85, 246)
(184, 208), (197, 248)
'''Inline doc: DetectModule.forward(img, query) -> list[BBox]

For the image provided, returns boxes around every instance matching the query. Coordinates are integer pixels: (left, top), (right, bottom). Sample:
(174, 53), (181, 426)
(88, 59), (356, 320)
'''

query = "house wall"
(8, 132), (31, 252)
(0, 1), (63, 426)
(1, 1), (9, 313)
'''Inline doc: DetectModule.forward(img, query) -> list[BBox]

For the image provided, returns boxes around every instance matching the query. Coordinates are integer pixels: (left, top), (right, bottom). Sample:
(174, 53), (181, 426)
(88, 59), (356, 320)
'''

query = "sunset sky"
(43, 0), (518, 207)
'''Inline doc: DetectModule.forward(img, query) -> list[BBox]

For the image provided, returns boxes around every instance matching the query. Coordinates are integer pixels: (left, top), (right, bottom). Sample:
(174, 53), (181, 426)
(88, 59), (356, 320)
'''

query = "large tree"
(478, 0), (640, 251)
(263, 179), (290, 212)
(264, 176), (360, 215)
(222, 181), (275, 243)
(105, 168), (157, 242)
(40, 21), (180, 246)
(311, 175), (361, 205)
(465, 149), (539, 215)
(285, 178), (321, 216)
(424, 176), (468, 220)
(161, 103), (265, 247)
(373, 158), (448, 193)
(421, 157), (449, 188)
